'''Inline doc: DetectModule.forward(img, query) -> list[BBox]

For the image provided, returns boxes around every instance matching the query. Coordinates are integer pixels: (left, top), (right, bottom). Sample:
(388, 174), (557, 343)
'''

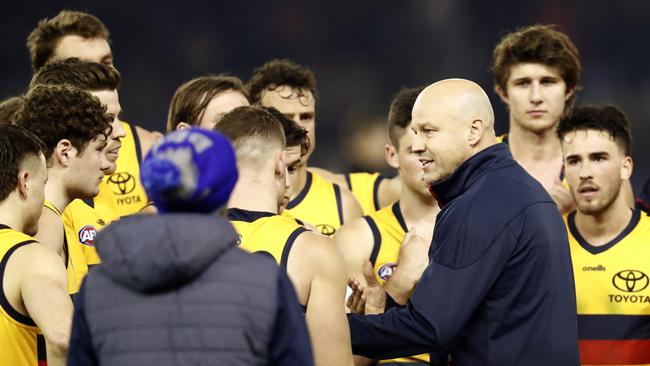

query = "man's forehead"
(53, 35), (112, 60)
(261, 86), (315, 111)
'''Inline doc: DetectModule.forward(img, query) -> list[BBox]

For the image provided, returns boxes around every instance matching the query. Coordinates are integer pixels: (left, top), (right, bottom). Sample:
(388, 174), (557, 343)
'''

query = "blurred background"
(1, 0), (648, 190)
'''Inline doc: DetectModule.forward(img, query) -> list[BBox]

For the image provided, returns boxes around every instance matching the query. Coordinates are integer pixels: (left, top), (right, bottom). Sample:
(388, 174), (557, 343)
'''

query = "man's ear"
(621, 156), (633, 180)
(468, 119), (485, 146)
(275, 149), (286, 179)
(54, 139), (74, 167)
(17, 170), (30, 198)
(176, 122), (192, 131)
(385, 143), (399, 169)
(564, 87), (575, 102)
(495, 84), (509, 105)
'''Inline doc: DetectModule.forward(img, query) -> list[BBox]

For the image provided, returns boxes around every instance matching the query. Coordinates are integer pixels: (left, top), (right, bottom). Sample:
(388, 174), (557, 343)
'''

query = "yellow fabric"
(94, 122), (149, 221)
(229, 210), (305, 266)
(62, 199), (111, 266)
(366, 202), (429, 364)
(0, 227), (40, 365)
(567, 211), (650, 316)
(44, 200), (85, 294)
(285, 171), (343, 237)
(347, 172), (382, 215)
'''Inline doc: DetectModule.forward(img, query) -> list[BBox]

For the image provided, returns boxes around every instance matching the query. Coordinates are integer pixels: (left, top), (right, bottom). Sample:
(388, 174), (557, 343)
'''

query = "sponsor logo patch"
(612, 270), (649, 293)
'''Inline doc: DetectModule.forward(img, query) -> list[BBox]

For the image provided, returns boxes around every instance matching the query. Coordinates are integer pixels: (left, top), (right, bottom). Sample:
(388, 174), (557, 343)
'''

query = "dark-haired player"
(0, 124), (72, 366)
(15, 85), (112, 295)
(558, 105), (650, 365)
(248, 59), (362, 236)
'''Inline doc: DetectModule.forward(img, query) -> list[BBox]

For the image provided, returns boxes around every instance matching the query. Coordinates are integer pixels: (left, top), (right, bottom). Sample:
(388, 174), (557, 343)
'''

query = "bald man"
(348, 79), (579, 365)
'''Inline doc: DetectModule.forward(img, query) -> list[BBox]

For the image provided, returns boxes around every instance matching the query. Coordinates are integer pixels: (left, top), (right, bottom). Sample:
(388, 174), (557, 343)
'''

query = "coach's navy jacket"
(348, 143), (580, 365)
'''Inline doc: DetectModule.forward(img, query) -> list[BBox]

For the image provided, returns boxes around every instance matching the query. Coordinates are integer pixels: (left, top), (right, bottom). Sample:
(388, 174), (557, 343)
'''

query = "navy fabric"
(348, 143), (580, 365)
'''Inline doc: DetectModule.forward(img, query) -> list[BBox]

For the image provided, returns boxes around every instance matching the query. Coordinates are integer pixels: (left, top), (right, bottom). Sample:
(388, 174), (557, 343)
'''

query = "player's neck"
(44, 170), (73, 213)
(399, 186), (439, 230)
(574, 196), (633, 247)
(228, 172), (279, 214)
(0, 199), (28, 233)
(508, 122), (562, 163)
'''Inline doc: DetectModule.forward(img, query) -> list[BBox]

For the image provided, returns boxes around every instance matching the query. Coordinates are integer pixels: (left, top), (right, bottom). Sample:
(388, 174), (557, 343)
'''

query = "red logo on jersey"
(78, 225), (97, 246)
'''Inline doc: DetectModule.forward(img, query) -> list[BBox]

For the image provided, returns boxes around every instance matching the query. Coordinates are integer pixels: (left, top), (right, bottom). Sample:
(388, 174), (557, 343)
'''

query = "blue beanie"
(140, 128), (238, 213)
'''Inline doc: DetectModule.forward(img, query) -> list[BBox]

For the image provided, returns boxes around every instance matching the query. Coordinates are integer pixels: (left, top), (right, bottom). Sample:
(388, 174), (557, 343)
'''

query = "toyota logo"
(316, 224), (336, 237)
(107, 172), (136, 195)
(612, 270), (649, 293)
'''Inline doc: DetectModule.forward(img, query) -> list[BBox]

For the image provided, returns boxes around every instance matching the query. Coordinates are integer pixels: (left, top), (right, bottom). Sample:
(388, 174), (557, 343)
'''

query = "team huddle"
(1, 9), (649, 366)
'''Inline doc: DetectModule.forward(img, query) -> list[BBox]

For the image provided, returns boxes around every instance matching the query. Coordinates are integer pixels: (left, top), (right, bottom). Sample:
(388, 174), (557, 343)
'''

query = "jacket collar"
(429, 143), (512, 208)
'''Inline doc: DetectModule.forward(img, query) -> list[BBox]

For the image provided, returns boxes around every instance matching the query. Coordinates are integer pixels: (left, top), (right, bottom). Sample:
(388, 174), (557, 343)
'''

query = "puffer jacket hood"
(94, 213), (237, 293)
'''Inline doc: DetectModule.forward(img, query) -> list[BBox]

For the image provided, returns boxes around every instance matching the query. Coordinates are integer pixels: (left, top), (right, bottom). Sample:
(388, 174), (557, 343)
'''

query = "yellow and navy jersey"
(0, 225), (42, 366)
(565, 209), (650, 365)
(43, 200), (86, 295)
(285, 171), (344, 237)
(61, 199), (110, 267)
(345, 172), (388, 215)
(93, 122), (149, 222)
(364, 202), (429, 364)
(227, 208), (307, 268)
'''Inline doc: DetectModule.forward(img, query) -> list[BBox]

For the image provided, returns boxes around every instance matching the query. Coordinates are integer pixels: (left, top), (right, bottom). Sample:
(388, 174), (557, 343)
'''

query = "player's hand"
(360, 260), (386, 315)
(549, 178), (575, 214)
(346, 277), (366, 314)
(396, 227), (431, 282)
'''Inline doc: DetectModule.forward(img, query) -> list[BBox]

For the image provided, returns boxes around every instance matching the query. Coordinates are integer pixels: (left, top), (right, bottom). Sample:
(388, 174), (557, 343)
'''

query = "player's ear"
(54, 139), (74, 167)
(494, 84), (509, 105)
(385, 143), (399, 169)
(275, 149), (286, 179)
(176, 122), (191, 131)
(621, 155), (633, 180)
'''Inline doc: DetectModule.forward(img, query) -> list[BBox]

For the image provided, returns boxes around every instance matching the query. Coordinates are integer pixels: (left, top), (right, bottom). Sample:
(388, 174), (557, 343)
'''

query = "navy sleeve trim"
(345, 173), (352, 191)
(363, 216), (382, 266)
(373, 175), (385, 211)
(286, 172), (313, 209)
(0, 240), (38, 326)
(392, 201), (408, 233)
(0, 224), (10, 230)
(131, 122), (143, 163)
(569, 209), (640, 254)
(82, 198), (95, 209)
(281, 227), (308, 269)
(334, 184), (344, 225)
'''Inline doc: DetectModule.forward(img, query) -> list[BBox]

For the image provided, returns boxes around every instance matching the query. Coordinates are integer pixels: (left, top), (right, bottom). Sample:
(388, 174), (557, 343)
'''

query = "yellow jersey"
(285, 171), (344, 237)
(227, 208), (307, 268)
(93, 122), (149, 221)
(364, 202), (430, 364)
(566, 209), (650, 365)
(44, 200), (86, 295)
(61, 199), (108, 267)
(345, 172), (387, 215)
(0, 225), (42, 366)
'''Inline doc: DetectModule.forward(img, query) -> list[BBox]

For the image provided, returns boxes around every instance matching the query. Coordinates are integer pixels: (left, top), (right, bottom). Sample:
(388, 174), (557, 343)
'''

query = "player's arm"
(134, 125), (163, 159)
(16, 244), (73, 366)
(34, 209), (65, 260)
(340, 187), (363, 224)
(288, 232), (354, 366)
(334, 218), (375, 287)
(308, 167), (347, 187)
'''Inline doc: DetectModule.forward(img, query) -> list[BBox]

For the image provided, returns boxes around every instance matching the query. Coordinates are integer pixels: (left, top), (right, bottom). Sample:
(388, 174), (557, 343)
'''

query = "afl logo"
(612, 270), (649, 293)
(78, 225), (97, 246)
(108, 172), (136, 195)
(377, 263), (397, 281)
(316, 224), (336, 237)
